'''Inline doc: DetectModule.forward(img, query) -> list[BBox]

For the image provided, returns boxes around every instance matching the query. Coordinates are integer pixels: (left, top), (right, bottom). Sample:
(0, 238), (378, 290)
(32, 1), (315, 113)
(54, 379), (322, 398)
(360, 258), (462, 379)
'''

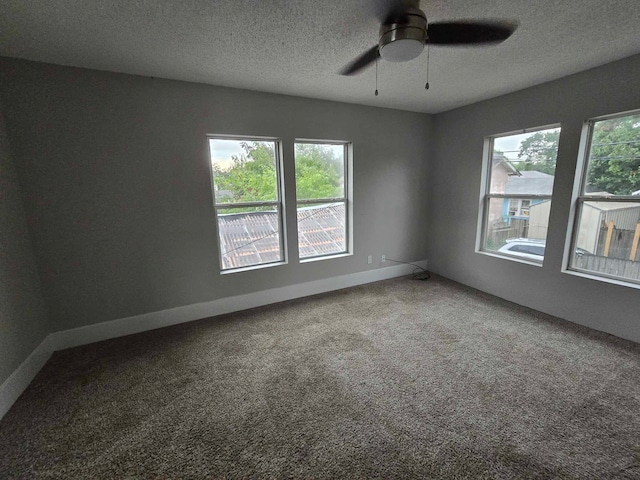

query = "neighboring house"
(218, 203), (345, 269)
(503, 170), (554, 222)
(487, 153), (520, 226)
(488, 154), (555, 227)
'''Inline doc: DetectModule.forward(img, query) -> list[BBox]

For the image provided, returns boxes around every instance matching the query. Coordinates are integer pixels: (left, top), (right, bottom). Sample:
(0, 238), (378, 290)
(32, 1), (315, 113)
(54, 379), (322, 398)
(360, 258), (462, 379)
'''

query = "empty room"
(1, 0), (640, 478)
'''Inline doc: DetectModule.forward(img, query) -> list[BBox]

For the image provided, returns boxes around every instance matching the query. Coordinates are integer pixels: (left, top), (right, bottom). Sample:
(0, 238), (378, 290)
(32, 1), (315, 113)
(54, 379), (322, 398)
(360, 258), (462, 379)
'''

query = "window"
(208, 137), (285, 271)
(568, 111), (640, 285)
(508, 199), (531, 217)
(294, 142), (349, 260)
(478, 125), (561, 262)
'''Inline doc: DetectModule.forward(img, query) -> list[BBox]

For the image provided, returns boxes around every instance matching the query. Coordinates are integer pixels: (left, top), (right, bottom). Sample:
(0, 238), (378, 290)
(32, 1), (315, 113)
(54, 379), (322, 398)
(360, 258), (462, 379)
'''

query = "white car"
(497, 239), (545, 260)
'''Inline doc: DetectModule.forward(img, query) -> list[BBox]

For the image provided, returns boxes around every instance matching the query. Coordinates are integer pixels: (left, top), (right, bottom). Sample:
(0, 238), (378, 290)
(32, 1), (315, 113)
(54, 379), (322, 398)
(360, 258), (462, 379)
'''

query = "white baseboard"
(51, 261), (427, 351)
(0, 336), (54, 419)
(1, 261), (426, 420)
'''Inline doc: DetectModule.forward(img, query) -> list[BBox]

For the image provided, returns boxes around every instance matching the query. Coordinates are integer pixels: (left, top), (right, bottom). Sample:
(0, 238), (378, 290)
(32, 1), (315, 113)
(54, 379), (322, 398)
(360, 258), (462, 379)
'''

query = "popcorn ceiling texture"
(1, 275), (639, 478)
(0, 0), (639, 113)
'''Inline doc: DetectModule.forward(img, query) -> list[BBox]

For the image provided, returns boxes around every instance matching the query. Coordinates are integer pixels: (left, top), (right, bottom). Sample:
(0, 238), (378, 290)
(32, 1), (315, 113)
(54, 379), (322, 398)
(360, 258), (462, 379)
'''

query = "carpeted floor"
(1, 275), (640, 479)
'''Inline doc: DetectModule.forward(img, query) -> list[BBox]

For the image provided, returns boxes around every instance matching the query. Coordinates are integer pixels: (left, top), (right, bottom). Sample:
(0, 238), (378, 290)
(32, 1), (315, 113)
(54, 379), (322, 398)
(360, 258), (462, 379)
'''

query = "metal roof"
(218, 203), (345, 270)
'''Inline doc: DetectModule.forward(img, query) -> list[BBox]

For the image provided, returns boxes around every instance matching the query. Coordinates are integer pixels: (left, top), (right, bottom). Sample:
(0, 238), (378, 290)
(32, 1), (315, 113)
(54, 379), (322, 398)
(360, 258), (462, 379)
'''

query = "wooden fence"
(595, 224), (640, 261)
(573, 253), (640, 281)
(488, 218), (529, 247)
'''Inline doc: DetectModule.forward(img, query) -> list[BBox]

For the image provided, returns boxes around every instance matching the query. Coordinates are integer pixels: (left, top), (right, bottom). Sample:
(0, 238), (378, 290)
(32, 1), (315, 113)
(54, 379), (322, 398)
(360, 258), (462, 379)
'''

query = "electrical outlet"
(367, 255), (373, 264)
(381, 254), (386, 263)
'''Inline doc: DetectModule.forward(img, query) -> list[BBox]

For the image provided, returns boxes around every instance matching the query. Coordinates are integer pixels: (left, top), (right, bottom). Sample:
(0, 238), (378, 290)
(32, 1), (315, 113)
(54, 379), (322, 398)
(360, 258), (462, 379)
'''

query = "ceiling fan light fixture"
(378, 9), (427, 63)
(379, 37), (424, 62)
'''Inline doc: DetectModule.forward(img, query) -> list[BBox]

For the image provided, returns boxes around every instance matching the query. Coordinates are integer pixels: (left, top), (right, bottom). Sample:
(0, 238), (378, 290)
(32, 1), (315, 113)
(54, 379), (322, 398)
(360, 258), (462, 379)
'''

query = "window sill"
(220, 261), (287, 275)
(476, 249), (543, 267)
(300, 252), (352, 264)
(562, 267), (640, 291)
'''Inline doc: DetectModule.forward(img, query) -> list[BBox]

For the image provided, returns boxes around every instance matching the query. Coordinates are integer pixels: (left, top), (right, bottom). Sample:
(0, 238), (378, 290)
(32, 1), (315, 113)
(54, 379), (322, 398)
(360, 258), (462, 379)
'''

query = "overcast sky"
(209, 139), (344, 170)
(494, 128), (561, 161)
(209, 139), (246, 170)
(494, 132), (535, 160)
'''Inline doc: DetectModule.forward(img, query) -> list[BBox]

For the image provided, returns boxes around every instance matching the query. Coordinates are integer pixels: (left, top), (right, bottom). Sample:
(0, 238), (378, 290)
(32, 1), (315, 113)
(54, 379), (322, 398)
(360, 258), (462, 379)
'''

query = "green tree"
(516, 129), (560, 175)
(212, 142), (343, 204)
(587, 115), (640, 195)
(213, 142), (277, 203)
(294, 144), (343, 200)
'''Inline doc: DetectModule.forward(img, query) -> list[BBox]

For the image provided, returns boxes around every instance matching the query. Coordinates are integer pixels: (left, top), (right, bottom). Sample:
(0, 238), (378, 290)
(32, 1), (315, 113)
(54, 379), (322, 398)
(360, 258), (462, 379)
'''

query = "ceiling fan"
(340, 0), (517, 76)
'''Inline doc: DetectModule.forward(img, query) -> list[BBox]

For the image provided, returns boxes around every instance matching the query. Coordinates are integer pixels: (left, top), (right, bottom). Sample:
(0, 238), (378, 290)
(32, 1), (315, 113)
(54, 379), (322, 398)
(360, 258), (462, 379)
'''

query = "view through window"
(569, 112), (640, 284)
(479, 126), (561, 262)
(209, 138), (284, 271)
(295, 142), (348, 259)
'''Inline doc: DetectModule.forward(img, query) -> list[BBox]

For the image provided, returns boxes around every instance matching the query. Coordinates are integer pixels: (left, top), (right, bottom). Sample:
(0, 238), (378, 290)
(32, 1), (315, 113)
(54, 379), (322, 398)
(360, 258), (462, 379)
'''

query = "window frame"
(294, 139), (352, 262)
(477, 124), (561, 264)
(565, 110), (640, 288)
(207, 134), (287, 273)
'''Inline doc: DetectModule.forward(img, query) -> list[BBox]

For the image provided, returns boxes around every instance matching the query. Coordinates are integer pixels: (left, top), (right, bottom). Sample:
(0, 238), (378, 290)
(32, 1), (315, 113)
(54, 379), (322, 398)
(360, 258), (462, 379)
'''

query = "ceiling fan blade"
(427, 21), (516, 45)
(339, 46), (380, 75)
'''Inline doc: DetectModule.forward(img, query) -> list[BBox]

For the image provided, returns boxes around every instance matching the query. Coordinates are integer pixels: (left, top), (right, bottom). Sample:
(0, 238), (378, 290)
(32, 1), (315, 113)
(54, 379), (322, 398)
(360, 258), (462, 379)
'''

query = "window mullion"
(297, 197), (346, 204)
(216, 201), (279, 209)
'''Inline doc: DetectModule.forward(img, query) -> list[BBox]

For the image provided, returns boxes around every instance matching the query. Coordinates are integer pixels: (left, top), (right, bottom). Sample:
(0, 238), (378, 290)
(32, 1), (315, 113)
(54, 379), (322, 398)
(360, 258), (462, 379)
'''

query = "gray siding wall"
(0, 58), (432, 333)
(429, 54), (640, 343)
(0, 107), (49, 385)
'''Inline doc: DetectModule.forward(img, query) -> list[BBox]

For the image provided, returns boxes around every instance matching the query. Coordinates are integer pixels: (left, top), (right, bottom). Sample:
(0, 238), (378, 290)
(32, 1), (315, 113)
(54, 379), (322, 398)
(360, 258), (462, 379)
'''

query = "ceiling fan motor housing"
(378, 7), (428, 62)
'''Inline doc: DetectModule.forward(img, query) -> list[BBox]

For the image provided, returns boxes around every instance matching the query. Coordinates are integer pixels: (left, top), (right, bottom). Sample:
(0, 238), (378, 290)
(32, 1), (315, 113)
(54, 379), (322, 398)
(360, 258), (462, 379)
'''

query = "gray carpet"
(1, 275), (639, 479)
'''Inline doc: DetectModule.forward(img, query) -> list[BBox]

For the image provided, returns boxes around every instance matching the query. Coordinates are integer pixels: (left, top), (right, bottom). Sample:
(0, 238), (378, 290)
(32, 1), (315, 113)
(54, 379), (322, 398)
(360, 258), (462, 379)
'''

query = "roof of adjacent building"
(505, 171), (555, 195)
(217, 203), (345, 270)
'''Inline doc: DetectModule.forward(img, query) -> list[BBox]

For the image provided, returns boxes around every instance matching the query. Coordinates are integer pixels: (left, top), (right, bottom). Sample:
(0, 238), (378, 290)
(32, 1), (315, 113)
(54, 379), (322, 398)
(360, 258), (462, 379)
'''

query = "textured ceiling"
(1, 0), (639, 113)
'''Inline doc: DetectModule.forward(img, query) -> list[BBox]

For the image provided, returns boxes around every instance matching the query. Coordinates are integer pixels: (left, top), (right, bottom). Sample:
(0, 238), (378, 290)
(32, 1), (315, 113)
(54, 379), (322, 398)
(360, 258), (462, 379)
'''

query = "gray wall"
(429, 54), (640, 343)
(2, 52), (638, 359)
(0, 58), (432, 332)
(0, 107), (49, 385)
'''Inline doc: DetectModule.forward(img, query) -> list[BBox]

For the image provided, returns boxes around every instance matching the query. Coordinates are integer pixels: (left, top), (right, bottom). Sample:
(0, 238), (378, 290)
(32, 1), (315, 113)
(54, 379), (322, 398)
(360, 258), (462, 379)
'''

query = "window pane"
(209, 139), (278, 204)
(297, 202), (346, 259)
(585, 114), (640, 196)
(570, 201), (640, 282)
(216, 206), (282, 270)
(490, 128), (560, 194)
(294, 143), (345, 200)
(483, 197), (551, 259)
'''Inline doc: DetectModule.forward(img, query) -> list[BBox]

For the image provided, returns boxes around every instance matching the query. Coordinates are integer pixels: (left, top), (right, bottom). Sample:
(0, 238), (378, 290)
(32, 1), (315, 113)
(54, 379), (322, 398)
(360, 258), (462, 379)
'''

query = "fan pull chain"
(425, 43), (430, 90)
(375, 59), (379, 96)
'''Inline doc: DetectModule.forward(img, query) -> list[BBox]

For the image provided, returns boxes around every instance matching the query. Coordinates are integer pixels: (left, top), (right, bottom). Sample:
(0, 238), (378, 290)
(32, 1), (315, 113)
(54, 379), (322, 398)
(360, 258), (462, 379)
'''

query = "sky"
(494, 132), (536, 160)
(209, 139), (344, 170)
(494, 127), (561, 161)
(209, 139), (246, 170)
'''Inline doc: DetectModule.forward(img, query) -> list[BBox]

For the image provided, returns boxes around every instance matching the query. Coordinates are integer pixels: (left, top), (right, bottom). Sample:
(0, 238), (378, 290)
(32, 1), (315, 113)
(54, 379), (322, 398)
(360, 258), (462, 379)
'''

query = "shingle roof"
(218, 203), (345, 269)
(505, 171), (554, 195)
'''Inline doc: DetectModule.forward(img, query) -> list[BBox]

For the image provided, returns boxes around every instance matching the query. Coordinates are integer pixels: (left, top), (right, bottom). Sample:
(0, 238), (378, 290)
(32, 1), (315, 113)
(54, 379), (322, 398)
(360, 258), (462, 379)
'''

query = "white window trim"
(207, 134), (288, 273)
(294, 139), (353, 262)
(563, 110), (640, 288)
(476, 124), (561, 264)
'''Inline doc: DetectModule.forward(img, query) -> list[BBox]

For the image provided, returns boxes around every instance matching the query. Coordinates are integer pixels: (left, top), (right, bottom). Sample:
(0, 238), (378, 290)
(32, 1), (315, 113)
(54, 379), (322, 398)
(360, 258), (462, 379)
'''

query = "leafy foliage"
(212, 142), (344, 204)
(587, 115), (640, 195)
(512, 119), (640, 194)
(516, 129), (560, 175)
(294, 144), (343, 200)
(213, 142), (278, 203)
